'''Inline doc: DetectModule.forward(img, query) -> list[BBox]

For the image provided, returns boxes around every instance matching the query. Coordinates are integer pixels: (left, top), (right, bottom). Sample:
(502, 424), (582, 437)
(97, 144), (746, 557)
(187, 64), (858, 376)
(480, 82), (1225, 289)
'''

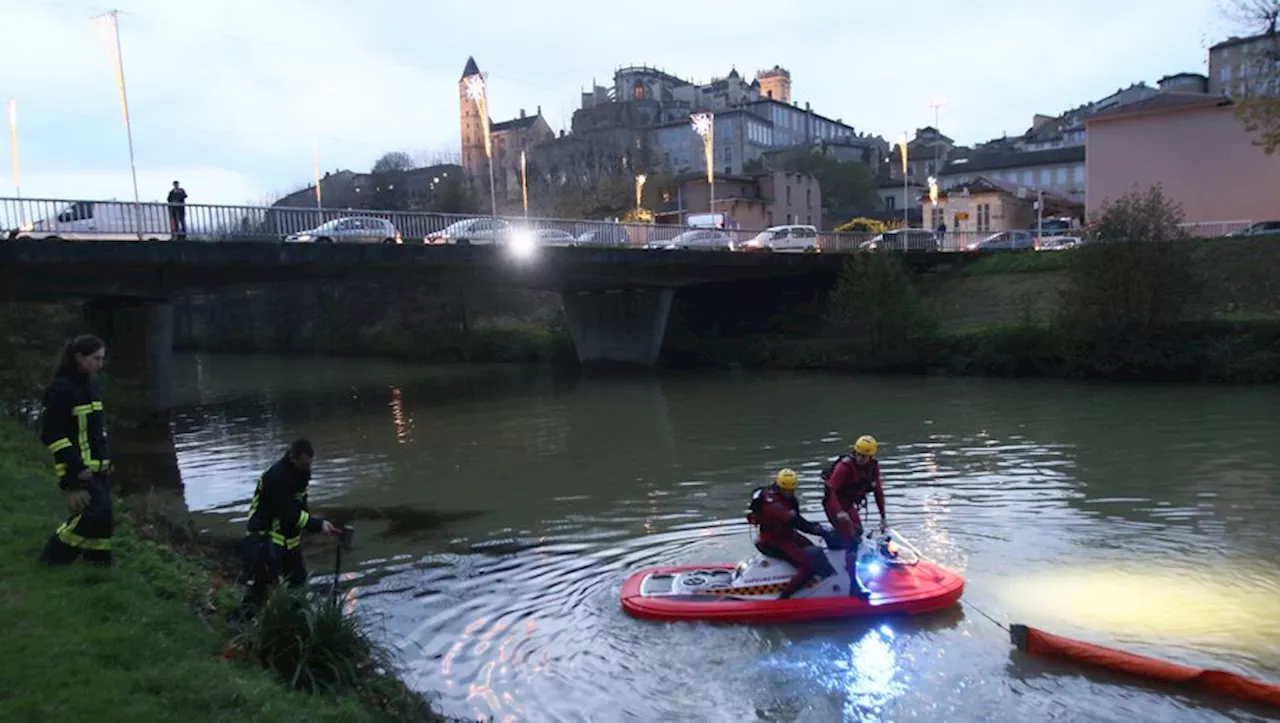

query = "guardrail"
(0, 196), (1256, 253)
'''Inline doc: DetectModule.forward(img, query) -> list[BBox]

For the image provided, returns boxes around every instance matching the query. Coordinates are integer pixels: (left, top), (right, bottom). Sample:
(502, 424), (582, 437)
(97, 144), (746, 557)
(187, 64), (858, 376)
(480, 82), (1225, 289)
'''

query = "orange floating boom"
(1010, 623), (1280, 711)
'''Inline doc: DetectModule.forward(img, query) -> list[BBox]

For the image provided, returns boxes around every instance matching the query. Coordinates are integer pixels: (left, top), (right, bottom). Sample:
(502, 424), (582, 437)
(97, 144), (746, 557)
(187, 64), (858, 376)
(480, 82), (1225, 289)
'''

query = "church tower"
(459, 56), (486, 181)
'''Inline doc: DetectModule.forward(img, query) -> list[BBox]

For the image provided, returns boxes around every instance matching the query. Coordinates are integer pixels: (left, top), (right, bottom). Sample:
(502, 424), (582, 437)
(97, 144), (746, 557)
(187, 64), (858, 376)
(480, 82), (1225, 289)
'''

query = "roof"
(938, 145), (1085, 176)
(490, 114), (544, 133)
(461, 56), (480, 80)
(1084, 91), (1232, 123)
(940, 175), (1082, 207)
(877, 178), (926, 190)
(1209, 30), (1278, 52)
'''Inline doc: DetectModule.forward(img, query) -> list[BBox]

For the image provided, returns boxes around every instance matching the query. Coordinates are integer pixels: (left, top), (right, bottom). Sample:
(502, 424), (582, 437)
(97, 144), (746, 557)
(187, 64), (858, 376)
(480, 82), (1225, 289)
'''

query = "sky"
(0, 0), (1241, 207)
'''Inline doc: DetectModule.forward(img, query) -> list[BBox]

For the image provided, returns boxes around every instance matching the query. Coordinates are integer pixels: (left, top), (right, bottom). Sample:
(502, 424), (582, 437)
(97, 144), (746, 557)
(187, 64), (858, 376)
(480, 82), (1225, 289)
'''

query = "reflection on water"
(161, 354), (1280, 722)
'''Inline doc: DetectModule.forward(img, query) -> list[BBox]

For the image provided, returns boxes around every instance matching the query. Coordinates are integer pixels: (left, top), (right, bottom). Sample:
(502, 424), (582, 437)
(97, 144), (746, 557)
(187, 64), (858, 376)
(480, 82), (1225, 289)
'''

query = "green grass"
(957, 250), (1071, 275)
(0, 418), (454, 723)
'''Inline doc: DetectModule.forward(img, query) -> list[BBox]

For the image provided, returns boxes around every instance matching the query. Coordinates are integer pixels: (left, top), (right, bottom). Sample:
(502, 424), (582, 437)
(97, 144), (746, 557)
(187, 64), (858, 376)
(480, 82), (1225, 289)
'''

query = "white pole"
(6, 99), (21, 225)
(92, 11), (142, 240)
(1036, 189), (1044, 248)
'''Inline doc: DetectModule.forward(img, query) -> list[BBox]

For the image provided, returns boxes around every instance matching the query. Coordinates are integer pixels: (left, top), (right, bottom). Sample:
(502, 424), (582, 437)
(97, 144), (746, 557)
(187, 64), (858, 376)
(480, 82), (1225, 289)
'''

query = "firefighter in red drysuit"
(823, 434), (887, 595)
(748, 468), (836, 599)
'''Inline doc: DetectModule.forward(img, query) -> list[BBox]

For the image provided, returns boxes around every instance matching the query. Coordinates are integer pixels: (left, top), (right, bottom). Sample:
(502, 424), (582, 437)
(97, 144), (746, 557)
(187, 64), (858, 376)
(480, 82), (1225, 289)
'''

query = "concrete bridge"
(2, 237), (931, 410)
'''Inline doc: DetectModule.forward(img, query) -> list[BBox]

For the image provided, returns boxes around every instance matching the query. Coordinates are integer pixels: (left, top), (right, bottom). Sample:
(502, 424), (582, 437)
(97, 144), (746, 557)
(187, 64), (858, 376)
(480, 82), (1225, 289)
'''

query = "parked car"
(741, 224), (820, 252)
(531, 228), (578, 246)
(1037, 235), (1084, 251)
(859, 229), (940, 252)
(1226, 220), (1280, 237)
(11, 200), (176, 242)
(576, 225), (632, 247)
(424, 217), (513, 245)
(286, 216), (401, 244)
(658, 228), (735, 251)
(967, 230), (1037, 251)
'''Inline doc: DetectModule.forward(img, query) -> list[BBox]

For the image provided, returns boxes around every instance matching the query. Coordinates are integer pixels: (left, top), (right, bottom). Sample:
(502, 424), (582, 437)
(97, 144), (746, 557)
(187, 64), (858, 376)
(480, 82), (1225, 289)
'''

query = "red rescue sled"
(621, 531), (964, 624)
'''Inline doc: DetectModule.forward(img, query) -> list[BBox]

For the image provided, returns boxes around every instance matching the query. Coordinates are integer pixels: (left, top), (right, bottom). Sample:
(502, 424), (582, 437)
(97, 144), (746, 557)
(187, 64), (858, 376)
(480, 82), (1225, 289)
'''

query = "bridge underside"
(0, 240), (897, 405)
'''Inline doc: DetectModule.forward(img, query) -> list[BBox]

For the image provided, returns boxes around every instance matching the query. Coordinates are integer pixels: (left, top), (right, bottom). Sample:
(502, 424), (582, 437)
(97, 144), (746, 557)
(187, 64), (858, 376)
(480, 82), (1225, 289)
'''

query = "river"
(157, 352), (1280, 722)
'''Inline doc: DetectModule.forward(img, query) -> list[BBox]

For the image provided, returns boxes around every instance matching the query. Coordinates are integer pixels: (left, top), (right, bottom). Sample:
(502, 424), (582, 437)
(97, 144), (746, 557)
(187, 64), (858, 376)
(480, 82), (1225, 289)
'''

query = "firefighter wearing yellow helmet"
(744, 467), (836, 599)
(820, 435), (886, 598)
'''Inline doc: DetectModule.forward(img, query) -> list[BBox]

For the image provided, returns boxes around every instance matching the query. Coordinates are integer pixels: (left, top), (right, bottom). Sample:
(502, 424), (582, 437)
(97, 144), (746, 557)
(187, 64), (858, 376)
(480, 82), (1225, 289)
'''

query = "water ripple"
(165, 355), (1280, 723)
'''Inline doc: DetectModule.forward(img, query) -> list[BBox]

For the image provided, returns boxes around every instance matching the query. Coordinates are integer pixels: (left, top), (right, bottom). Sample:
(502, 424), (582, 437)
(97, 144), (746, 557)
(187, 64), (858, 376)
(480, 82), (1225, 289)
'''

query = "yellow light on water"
(994, 560), (1280, 647)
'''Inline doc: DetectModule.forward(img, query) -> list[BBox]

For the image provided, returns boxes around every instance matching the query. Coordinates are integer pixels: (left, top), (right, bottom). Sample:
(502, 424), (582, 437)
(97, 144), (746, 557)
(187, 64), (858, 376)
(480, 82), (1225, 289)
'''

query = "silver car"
(285, 216), (401, 244)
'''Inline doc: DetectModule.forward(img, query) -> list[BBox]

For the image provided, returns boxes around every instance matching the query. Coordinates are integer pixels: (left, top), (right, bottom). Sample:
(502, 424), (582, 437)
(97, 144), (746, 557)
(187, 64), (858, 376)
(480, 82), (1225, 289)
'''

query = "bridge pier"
(560, 288), (675, 368)
(84, 298), (174, 422)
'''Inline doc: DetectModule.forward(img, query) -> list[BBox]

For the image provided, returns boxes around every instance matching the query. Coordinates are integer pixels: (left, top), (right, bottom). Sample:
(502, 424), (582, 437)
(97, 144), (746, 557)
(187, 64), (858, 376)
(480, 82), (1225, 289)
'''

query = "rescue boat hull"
(620, 557), (965, 624)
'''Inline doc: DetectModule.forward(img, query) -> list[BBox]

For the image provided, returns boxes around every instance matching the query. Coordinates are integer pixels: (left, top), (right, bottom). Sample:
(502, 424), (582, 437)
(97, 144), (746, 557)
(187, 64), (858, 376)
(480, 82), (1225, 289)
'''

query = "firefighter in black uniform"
(233, 439), (340, 618)
(39, 334), (115, 566)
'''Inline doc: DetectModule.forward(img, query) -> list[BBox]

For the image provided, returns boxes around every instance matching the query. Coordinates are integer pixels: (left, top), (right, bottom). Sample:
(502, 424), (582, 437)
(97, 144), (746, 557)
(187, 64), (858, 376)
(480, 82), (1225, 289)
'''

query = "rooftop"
(937, 146), (1086, 176)
(1084, 91), (1232, 123)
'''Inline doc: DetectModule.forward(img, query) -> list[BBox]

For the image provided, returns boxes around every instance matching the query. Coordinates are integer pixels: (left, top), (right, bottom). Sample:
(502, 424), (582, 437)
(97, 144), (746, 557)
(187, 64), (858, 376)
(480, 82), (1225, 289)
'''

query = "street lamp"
(691, 112), (714, 215)
(520, 150), (528, 218)
(635, 173), (646, 210)
(464, 73), (498, 219)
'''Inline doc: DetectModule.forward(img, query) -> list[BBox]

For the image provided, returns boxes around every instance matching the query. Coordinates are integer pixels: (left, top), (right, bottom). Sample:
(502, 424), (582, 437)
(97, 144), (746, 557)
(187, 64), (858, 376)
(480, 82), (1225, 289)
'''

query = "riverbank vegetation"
(0, 418), (453, 722)
(664, 185), (1280, 383)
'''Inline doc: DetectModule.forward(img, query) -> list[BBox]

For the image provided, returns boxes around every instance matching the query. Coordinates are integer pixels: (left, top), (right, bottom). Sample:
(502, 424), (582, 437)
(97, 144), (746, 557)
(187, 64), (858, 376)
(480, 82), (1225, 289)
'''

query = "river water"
(160, 353), (1280, 722)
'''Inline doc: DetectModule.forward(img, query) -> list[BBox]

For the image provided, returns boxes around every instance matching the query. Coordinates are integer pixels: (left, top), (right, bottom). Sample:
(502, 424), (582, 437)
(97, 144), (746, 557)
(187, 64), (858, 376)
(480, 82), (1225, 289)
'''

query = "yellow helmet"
(775, 468), (799, 491)
(853, 435), (878, 457)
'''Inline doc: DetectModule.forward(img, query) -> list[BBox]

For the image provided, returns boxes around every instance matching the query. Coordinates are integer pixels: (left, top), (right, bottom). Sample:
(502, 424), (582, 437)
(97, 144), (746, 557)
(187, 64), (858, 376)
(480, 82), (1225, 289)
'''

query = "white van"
(742, 224), (819, 252)
(12, 200), (174, 242)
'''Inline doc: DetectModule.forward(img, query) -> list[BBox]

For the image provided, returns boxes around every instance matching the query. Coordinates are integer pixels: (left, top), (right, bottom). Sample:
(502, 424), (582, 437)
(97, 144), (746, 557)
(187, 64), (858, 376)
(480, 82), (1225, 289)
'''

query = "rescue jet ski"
(620, 529), (964, 624)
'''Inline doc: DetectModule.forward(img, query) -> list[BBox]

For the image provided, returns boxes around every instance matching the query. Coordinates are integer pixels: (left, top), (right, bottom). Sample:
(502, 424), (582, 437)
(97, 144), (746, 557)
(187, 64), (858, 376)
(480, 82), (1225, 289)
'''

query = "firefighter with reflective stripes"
(234, 439), (340, 616)
(747, 469), (838, 599)
(38, 334), (115, 566)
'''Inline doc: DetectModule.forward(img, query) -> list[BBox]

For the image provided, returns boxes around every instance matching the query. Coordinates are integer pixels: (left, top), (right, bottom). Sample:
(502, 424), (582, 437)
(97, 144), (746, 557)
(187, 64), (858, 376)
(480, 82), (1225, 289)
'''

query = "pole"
(487, 150), (497, 219)
(312, 134), (322, 207)
(91, 11), (141, 240)
(6, 99), (21, 224)
(520, 150), (528, 218)
(1037, 190), (1044, 248)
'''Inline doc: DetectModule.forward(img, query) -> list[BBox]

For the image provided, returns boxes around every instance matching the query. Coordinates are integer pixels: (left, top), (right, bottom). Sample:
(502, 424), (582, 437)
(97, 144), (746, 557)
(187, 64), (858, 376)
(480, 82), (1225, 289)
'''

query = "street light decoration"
(635, 173), (646, 210)
(691, 112), (714, 184)
(464, 72), (498, 218)
(928, 176), (938, 206)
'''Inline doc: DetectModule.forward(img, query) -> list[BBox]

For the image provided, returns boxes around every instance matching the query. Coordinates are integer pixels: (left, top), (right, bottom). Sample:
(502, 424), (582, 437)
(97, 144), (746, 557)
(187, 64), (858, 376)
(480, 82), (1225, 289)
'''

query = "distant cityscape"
(275, 26), (1279, 237)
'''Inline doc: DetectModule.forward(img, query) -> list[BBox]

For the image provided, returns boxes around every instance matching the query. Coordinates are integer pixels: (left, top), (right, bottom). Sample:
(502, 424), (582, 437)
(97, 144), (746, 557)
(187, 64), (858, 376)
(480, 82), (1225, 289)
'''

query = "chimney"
(520, 108), (526, 118)
(537, 105), (542, 115)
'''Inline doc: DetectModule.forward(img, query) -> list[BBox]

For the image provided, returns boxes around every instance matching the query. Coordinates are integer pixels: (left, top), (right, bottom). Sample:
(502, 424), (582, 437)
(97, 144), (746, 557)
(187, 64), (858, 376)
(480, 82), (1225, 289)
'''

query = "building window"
(786, 185), (792, 204)
(1056, 167), (1067, 186)
(977, 203), (991, 233)
(1039, 169), (1050, 186)
(1073, 165), (1084, 184)
(931, 207), (944, 229)
(1022, 170), (1033, 186)
(806, 188), (811, 208)
(885, 195), (896, 211)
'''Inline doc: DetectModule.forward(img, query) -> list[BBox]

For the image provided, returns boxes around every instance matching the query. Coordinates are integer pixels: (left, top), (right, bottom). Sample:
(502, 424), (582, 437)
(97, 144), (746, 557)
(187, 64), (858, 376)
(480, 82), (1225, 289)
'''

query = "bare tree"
(1220, 0), (1280, 34)
(372, 151), (415, 174)
(1219, 1), (1280, 154)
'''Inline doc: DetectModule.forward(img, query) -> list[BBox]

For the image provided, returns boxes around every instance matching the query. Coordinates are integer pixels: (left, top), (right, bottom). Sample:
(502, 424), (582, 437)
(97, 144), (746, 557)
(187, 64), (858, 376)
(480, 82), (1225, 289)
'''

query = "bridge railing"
(0, 196), (1253, 253)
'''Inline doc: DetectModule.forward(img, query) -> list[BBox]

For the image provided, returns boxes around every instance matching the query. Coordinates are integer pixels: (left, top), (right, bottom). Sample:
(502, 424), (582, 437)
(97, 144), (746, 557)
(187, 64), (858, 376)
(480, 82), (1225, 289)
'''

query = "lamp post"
(635, 173), (646, 210)
(691, 112), (714, 216)
(6, 100), (21, 222)
(898, 131), (909, 227)
(464, 73), (498, 219)
(520, 150), (528, 218)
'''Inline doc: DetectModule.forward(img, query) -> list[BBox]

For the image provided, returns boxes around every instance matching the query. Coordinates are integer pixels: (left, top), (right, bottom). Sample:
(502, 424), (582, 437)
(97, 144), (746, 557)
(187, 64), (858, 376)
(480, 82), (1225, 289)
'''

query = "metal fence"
(0, 196), (1260, 254)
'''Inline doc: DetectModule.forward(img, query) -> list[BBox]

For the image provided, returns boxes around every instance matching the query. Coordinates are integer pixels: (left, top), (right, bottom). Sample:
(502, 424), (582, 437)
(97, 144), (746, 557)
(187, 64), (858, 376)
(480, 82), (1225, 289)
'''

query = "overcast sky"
(1, 0), (1234, 206)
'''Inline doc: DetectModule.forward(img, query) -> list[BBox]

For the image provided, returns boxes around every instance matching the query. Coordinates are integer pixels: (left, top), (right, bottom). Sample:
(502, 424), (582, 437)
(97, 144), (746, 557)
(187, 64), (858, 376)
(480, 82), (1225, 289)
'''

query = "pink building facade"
(1085, 93), (1280, 224)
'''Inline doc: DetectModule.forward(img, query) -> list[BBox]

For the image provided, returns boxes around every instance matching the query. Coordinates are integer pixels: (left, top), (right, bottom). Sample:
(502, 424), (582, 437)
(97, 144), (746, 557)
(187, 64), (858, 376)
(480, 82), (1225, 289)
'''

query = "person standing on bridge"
(167, 180), (188, 240)
(38, 334), (116, 566)
(231, 439), (341, 620)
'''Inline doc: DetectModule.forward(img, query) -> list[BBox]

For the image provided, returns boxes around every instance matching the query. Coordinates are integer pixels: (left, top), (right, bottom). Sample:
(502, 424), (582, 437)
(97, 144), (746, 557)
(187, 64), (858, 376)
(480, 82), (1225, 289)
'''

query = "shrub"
(229, 584), (443, 720)
(825, 252), (939, 370)
(834, 217), (886, 234)
(1056, 185), (1203, 376)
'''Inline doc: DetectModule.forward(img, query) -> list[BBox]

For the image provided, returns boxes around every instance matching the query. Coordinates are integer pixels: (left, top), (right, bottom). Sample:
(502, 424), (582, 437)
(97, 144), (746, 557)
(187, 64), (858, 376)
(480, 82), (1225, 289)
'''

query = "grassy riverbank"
(0, 418), (453, 722)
